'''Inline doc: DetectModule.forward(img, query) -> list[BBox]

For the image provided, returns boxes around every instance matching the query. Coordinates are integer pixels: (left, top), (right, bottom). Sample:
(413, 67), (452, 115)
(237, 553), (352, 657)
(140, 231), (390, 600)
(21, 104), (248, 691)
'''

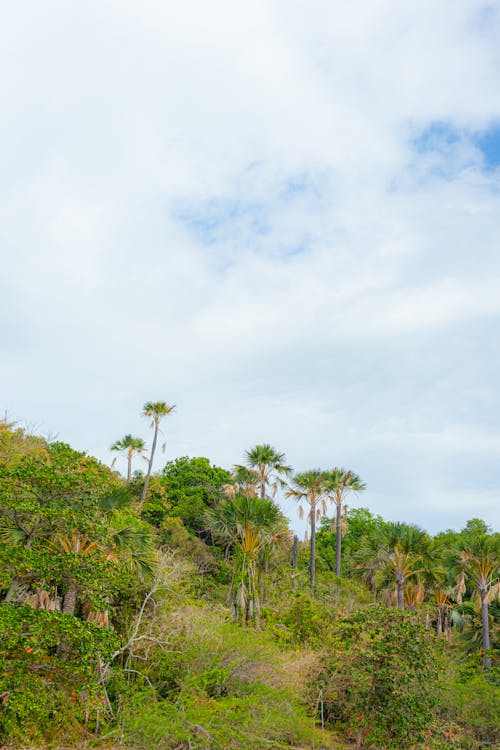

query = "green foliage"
(142, 456), (231, 533)
(0, 604), (119, 743)
(314, 605), (443, 749)
(159, 516), (224, 578)
(112, 605), (324, 750)
(443, 670), (500, 748)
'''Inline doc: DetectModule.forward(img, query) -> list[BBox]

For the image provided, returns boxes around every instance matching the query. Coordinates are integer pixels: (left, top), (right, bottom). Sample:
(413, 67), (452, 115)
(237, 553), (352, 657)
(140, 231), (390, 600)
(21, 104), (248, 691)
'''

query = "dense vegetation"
(0, 407), (498, 749)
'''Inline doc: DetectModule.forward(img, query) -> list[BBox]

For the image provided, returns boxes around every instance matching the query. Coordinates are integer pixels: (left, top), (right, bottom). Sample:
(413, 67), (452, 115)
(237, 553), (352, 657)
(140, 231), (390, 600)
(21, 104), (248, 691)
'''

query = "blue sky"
(1, 0), (500, 535)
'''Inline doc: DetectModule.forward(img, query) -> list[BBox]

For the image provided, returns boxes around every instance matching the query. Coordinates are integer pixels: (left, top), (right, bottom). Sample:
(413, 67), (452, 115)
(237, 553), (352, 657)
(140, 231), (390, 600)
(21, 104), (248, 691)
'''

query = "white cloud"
(1, 0), (500, 533)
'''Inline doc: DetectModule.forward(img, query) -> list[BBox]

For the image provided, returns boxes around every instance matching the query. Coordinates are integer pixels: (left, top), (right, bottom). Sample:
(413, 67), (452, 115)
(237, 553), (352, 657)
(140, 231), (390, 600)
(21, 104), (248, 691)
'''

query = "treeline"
(0, 409), (499, 749)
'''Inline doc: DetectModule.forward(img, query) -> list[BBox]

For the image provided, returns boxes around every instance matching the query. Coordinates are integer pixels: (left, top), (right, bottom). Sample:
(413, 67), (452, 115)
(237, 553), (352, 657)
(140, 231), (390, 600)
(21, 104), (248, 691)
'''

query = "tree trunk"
(396, 576), (405, 609)
(436, 608), (442, 635)
(127, 452), (132, 483)
(140, 422), (158, 503)
(292, 535), (298, 568)
(62, 579), (78, 616)
(259, 557), (267, 605)
(480, 588), (492, 669)
(335, 501), (342, 577)
(310, 506), (316, 592)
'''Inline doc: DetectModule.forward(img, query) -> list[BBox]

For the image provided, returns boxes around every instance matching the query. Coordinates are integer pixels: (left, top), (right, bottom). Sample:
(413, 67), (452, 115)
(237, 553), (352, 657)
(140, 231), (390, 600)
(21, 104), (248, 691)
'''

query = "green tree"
(323, 468), (366, 576)
(140, 401), (175, 503)
(0, 440), (154, 619)
(286, 470), (327, 592)
(152, 456), (231, 533)
(111, 434), (147, 483)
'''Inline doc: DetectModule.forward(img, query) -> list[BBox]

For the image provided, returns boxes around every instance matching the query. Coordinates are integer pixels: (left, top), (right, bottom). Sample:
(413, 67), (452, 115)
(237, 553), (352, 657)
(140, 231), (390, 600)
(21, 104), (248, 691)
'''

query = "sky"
(1, 0), (500, 535)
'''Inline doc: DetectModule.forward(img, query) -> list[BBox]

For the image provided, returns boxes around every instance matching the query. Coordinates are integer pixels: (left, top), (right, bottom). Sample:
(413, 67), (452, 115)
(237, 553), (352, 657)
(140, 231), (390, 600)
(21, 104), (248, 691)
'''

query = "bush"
(0, 603), (119, 744)
(443, 671), (500, 748)
(313, 605), (443, 749)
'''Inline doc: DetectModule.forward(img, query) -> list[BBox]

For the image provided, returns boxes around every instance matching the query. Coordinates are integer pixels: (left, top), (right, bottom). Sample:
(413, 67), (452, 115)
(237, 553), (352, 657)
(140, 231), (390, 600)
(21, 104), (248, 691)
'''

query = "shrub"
(312, 604), (443, 749)
(0, 603), (119, 744)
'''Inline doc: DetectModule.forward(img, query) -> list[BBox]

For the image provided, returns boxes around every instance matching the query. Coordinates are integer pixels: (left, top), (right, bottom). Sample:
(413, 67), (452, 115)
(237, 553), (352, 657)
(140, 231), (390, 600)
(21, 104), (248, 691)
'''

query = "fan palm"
(454, 536), (500, 668)
(111, 434), (147, 483)
(205, 494), (289, 625)
(323, 468), (366, 576)
(234, 444), (292, 499)
(286, 470), (327, 591)
(140, 401), (175, 503)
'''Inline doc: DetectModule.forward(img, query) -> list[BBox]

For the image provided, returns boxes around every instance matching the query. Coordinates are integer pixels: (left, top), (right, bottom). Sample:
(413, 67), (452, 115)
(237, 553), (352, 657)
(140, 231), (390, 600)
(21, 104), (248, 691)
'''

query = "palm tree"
(323, 468), (366, 576)
(111, 434), (147, 483)
(205, 494), (289, 625)
(286, 470), (327, 592)
(225, 465), (260, 498)
(383, 547), (424, 609)
(234, 444), (292, 499)
(140, 401), (175, 504)
(379, 524), (437, 609)
(454, 536), (500, 669)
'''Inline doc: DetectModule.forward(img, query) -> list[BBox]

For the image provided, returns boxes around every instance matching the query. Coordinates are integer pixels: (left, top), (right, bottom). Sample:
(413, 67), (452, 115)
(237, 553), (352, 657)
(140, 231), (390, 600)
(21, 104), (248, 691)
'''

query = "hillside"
(0, 417), (499, 750)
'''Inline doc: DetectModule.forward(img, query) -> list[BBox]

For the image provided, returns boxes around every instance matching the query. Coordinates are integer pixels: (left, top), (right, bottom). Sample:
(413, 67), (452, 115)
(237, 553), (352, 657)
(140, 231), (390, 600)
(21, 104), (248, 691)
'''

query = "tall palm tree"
(234, 444), (292, 499)
(205, 494), (289, 625)
(454, 536), (500, 669)
(111, 434), (147, 483)
(323, 468), (366, 576)
(286, 470), (327, 592)
(140, 401), (175, 504)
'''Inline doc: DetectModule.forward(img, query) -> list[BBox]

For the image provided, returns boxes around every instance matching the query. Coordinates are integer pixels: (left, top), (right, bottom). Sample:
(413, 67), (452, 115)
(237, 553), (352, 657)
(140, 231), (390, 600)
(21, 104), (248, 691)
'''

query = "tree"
(286, 470), (327, 592)
(234, 444), (292, 499)
(323, 468), (366, 576)
(146, 456), (231, 533)
(0, 441), (121, 603)
(205, 494), (289, 625)
(454, 535), (500, 669)
(140, 401), (175, 504)
(0, 439), (154, 619)
(111, 434), (147, 483)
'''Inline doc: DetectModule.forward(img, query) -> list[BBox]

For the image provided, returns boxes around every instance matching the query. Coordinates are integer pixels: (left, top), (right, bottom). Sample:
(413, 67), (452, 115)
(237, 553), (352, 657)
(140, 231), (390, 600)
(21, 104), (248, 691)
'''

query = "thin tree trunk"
(127, 452), (132, 483)
(436, 608), (442, 635)
(310, 506), (316, 592)
(480, 589), (492, 669)
(140, 422), (158, 503)
(253, 562), (261, 627)
(259, 557), (267, 605)
(335, 501), (342, 577)
(292, 535), (298, 568)
(396, 576), (405, 609)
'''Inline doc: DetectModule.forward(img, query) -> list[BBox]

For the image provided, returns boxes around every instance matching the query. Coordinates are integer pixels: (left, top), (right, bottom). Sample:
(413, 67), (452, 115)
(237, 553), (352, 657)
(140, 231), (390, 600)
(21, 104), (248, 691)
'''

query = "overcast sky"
(1, 1), (500, 535)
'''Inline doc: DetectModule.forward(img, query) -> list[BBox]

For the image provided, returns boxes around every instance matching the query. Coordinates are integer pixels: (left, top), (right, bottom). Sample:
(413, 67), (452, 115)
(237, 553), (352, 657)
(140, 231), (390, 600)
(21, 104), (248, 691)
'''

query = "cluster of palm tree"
(109, 421), (498, 666)
(204, 445), (367, 618)
(349, 521), (499, 668)
(286, 468), (366, 588)
(111, 401), (175, 501)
